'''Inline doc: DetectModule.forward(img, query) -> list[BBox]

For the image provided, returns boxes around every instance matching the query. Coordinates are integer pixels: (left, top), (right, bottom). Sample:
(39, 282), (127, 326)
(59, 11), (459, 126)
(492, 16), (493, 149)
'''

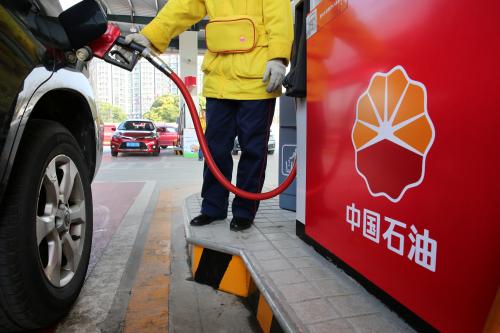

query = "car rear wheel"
(0, 120), (93, 331)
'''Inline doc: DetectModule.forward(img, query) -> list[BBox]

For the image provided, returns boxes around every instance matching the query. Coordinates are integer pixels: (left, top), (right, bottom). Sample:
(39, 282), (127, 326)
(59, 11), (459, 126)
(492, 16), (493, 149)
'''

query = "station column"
(179, 31), (199, 158)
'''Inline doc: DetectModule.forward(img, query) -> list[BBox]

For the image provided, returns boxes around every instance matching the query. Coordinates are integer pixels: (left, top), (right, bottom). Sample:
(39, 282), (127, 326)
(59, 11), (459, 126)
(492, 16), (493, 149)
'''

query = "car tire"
(0, 120), (93, 331)
(111, 150), (118, 157)
(268, 150), (275, 155)
(152, 146), (160, 156)
(161, 146), (166, 149)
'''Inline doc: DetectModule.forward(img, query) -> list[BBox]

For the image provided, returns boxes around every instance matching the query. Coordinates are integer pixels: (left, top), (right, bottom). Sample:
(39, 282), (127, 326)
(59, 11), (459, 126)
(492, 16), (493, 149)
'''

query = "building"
(89, 54), (179, 119)
(88, 58), (112, 105)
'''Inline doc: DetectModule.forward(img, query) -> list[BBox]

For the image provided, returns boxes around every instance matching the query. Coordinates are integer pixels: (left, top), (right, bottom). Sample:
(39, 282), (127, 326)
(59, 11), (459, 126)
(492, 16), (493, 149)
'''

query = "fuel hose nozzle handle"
(115, 36), (150, 56)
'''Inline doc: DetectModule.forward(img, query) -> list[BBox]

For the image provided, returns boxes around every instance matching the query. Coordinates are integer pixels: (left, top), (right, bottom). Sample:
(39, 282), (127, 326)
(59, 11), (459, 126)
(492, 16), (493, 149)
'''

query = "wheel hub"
(36, 154), (86, 287)
(56, 203), (71, 233)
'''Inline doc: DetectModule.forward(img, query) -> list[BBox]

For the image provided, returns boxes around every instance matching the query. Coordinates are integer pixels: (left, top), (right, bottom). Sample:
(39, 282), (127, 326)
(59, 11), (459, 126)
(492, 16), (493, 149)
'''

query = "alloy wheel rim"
(36, 155), (86, 287)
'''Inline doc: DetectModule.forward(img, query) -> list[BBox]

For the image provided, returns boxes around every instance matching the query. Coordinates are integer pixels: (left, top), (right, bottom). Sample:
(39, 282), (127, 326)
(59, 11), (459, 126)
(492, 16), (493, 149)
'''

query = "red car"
(110, 120), (160, 156)
(157, 125), (179, 149)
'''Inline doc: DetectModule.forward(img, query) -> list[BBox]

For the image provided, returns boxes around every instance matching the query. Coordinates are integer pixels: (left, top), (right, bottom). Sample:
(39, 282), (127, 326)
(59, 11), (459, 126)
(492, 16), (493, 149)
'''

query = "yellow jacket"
(141, 0), (293, 100)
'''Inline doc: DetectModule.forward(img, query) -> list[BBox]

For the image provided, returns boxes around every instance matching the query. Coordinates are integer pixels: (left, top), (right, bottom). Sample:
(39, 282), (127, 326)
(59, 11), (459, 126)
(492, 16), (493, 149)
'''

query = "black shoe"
(190, 214), (225, 226)
(230, 217), (253, 231)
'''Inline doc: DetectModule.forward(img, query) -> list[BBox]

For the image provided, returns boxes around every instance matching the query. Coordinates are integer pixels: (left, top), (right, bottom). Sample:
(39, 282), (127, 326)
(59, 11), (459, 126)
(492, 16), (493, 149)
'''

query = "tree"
(98, 101), (127, 123)
(143, 94), (180, 122)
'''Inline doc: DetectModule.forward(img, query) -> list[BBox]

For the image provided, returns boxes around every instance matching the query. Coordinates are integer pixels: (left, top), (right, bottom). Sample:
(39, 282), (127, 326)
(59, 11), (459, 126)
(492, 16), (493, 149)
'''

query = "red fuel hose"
(157, 59), (297, 201)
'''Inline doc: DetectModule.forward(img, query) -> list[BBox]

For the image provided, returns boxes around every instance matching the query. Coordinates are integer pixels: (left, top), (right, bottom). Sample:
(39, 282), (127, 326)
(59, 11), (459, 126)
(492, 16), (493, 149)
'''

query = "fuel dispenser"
(301, 0), (500, 332)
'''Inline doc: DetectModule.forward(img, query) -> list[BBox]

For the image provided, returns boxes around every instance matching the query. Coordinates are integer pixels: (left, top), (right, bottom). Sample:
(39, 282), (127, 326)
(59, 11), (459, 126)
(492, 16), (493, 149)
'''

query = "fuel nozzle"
(89, 24), (142, 71)
(89, 23), (173, 75)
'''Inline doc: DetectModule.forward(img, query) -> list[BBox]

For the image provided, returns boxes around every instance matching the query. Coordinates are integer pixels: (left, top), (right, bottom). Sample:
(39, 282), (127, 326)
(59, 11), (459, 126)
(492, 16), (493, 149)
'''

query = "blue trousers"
(201, 98), (276, 220)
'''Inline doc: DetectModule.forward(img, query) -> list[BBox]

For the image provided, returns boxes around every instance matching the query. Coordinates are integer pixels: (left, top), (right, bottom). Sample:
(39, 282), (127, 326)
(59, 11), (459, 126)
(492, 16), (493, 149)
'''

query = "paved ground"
(185, 195), (415, 333)
(53, 147), (279, 332)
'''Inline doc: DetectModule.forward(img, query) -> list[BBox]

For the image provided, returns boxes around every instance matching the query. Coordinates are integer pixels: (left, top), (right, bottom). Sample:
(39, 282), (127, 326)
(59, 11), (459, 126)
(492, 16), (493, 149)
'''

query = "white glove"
(262, 59), (286, 93)
(117, 33), (152, 62)
(124, 33), (151, 48)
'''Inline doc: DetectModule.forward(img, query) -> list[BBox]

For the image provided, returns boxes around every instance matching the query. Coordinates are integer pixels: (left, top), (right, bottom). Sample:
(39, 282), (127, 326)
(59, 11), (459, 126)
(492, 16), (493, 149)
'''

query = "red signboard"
(306, 0), (500, 332)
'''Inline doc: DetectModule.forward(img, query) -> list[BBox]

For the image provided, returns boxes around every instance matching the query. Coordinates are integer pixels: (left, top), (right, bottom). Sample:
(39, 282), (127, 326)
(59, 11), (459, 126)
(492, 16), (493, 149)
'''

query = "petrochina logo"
(352, 66), (435, 203)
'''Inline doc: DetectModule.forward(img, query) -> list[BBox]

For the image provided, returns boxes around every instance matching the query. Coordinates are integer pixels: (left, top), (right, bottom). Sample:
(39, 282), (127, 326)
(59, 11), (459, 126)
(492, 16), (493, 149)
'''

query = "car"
(156, 124), (179, 149)
(232, 130), (276, 155)
(0, 1), (103, 331)
(110, 120), (161, 156)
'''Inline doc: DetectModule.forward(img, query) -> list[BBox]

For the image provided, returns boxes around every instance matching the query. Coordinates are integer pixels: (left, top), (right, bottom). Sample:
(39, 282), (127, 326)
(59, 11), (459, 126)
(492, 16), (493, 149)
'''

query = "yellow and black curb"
(192, 245), (252, 297)
(248, 286), (286, 333)
(191, 245), (285, 333)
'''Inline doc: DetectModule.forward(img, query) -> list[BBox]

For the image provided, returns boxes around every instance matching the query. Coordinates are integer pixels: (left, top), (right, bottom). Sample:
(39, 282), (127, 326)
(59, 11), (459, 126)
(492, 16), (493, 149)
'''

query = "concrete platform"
(184, 194), (416, 333)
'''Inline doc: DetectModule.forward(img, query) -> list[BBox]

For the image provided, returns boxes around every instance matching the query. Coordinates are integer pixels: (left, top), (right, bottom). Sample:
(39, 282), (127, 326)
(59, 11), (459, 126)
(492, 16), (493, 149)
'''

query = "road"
(56, 146), (280, 332)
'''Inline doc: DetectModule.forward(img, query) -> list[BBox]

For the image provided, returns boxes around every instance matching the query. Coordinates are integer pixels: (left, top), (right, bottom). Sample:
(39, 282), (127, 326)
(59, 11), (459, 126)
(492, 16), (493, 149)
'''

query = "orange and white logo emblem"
(352, 66), (435, 202)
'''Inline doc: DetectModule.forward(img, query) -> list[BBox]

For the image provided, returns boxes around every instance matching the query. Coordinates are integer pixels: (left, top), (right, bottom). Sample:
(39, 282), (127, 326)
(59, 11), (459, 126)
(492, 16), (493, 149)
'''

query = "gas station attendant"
(125, 0), (294, 231)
